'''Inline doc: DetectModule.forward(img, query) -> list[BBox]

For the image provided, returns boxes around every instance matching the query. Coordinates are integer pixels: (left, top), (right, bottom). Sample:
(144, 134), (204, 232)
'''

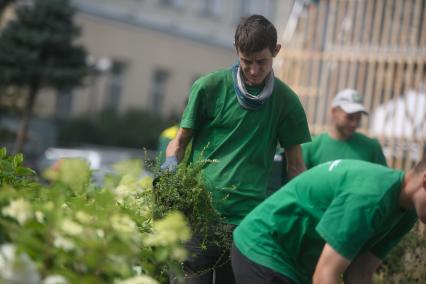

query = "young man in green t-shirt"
(232, 158), (426, 284)
(162, 14), (311, 284)
(302, 89), (387, 168)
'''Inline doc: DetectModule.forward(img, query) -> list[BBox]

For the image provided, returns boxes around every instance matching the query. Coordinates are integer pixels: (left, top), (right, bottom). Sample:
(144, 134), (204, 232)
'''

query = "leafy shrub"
(151, 159), (228, 249)
(0, 147), (191, 283)
(0, 148), (36, 188)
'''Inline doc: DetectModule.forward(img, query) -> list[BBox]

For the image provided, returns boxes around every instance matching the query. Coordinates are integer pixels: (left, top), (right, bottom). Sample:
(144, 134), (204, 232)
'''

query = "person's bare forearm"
(344, 275), (373, 284)
(343, 252), (380, 284)
(165, 128), (193, 162)
(313, 244), (350, 284)
(285, 144), (306, 179)
(287, 161), (306, 179)
(312, 271), (340, 284)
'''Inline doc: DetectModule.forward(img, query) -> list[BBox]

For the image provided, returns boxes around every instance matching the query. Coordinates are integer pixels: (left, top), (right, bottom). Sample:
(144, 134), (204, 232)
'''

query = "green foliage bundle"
(151, 159), (228, 249)
(0, 148), (191, 284)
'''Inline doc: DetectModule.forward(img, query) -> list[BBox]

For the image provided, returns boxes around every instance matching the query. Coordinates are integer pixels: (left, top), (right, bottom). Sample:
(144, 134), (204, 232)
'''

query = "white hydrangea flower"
(43, 274), (68, 284)
(75, 211), (91, 224)
(35, 211), (45, 223)
(111, 215), (138, 235)
(2, 198), (33, 225)
(171, 247), (188, 261)
(114, 185), (133, 202)
(44, 202), (54, 211)
(0, 243), (41, 284)
(144, 212), (191, 246)
(138, 206), (152, 220)
(61, 219), (84, 236)
(96, 229), (105, 239)
(53, 234), (75, 251)
(114, 275), (159, 284)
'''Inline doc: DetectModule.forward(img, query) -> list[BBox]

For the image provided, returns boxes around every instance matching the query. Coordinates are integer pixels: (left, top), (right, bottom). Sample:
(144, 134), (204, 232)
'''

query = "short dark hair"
(234, 14), (277, 54)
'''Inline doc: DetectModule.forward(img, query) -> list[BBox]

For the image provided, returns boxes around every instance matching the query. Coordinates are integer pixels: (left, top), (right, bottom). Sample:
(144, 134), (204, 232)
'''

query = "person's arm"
(165, 127), (193, 162)
(313, 244), (350, 284)
(284, 144), (306, 180)
(343, 251), (381, 284)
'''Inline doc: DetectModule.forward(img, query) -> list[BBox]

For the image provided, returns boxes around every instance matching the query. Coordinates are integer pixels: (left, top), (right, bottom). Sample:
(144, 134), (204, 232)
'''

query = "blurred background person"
(302, 89), (387, 169)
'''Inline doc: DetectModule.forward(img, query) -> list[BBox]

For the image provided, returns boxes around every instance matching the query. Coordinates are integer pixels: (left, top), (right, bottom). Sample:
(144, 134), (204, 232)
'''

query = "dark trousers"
(231, 243), (294, 284)
(170, 225), (236, 284)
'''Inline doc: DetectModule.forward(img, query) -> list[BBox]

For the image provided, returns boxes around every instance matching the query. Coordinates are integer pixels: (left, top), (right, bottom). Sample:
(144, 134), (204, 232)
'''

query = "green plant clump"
(0, 147), (191, 284)
(152, 159), (228, 249)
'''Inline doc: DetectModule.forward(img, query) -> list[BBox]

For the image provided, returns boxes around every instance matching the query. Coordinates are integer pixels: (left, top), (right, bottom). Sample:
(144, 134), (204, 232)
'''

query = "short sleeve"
(180, 80), (205, 130)
(278, 101), (311, 149)
(369, 211), (417, 259)
(316, 192), (382, 260)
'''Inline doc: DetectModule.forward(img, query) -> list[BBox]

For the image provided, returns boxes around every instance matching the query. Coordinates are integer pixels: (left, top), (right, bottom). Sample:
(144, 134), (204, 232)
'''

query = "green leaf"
(0, 147), (6, 158)
(15, 167), (36, 176)
(12, 153), (24, 167)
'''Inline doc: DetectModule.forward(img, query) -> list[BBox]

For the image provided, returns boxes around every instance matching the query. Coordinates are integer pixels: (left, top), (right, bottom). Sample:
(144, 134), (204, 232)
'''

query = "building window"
(159, 0), (185, 9)
(237, 0), (253, 19)
(56, 89), (72, 118)
(104, 60), (126, 112)
(235, 0), (276, 22)
(199, 0), (223, 17)
(151, 69), (170, 115)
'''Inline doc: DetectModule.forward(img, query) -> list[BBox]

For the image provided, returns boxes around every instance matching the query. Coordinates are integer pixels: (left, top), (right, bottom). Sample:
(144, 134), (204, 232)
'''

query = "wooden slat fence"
(277, 0), (426, 170)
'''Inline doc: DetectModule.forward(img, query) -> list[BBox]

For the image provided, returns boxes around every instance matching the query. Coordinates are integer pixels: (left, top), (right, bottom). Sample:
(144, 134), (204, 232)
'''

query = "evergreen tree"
(0, 0), (88, 153)
(0, 0), (16, 16)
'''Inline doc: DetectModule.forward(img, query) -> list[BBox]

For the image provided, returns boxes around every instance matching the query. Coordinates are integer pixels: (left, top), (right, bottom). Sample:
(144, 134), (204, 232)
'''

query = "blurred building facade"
(34, 0), (293, 119)
(275, 0), (426, 170)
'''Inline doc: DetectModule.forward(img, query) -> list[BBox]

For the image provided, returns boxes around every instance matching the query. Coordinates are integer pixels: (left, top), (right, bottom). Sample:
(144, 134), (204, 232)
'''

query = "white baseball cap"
(331, 89), (368, 114)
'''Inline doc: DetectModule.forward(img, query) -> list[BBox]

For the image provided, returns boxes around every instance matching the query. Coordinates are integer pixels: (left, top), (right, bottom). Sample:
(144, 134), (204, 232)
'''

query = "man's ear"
(273, 44), (281, 57)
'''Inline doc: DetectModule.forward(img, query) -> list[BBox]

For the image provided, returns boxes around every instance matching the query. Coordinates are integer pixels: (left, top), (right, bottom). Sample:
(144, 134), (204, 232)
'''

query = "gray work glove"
(160, 156), (178, 173)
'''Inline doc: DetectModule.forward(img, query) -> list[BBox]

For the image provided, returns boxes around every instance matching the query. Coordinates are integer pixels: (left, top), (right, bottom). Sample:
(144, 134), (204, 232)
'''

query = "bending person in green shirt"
(302, 89), (387, 168)
(163, 14), (311, 284)
(232, 158), (426, 284)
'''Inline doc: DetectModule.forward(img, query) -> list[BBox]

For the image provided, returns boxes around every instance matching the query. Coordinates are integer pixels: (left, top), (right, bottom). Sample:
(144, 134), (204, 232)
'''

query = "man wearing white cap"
(302, 89), (387, 168)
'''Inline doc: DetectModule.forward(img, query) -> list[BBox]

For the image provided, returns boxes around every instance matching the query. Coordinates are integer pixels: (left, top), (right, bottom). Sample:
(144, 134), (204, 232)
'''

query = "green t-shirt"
(180, 68), (311, 224)
(233, 159), (417, 284)
(302, 132), (387, 169)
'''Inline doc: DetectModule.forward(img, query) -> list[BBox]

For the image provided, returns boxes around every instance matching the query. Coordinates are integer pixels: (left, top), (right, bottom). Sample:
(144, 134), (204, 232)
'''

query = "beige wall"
(32, 0), (294, 118)
(67, 13), (236, 118)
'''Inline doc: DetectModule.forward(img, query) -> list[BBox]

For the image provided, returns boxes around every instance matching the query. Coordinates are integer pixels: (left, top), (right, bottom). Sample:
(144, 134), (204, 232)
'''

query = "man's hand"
(160, 156), (178, 173)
